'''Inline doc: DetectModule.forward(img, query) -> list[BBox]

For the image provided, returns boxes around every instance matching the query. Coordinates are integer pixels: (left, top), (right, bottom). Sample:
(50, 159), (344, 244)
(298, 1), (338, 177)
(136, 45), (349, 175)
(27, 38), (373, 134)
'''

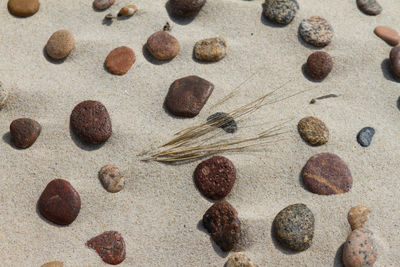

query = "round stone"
(264, 0), (299, 25)
(299, 16), (334, 47)
(272, 203), (314, 251)
(348, 206), (370, 231)
(38, 179), (81, 225)
(374, 26), (400, 46)
(342, 228), (378, 267)
(226, 253), (258, 267)
(0, 82), (9, 109)
(207, 112), (237, 133)
(302, 153), (353, 195)
(194, 37), (228, 62)
(194, 156), (236, 200)
(99, 164), (125, 193)
(297, 116), (329, 146)
(70, 100), (112, 145)
(357, 127), (375, 147)
(10, 118), (41, 149)
(86, 231), (126, 265)
(390, 46), (400, 78)
(146, 31), (180, 61)
(306, 51), (333, 80)
(105, 46), (136, 75)
(357, 0), (382, 16)
(93, 0), (115, 10)
(8, 0), (40, 17)
(169, 0), (206, 17)
(46, 30), (75, 60)
(41, 262), (63, 267)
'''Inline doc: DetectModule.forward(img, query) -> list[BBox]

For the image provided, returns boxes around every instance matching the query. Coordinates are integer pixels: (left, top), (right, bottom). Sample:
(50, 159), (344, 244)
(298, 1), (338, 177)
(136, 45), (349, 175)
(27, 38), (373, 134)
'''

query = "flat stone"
(146, 31), (180, 60)
(273, 203), (314, 251)
(226, 253), (258, 267)
(0, 82), (9, 109)
(99, 164), (125, 193)
(38, 179), (81, 225)
(390, 46), (400, 78)
(8, 0), (39, 17)
(41, 262), (63, 267)
(357, 127), (375, 147)
(70, 100), (112, 145)
(264, 0), (299, 25)
(194, 37), (228, 62)
(306, 51), (333, 80)
(357, 0), (382, 15)
(169, 0), (206, 17)
(10, 118), (41, 149)
(302, 153), (353, 195)
(93, 0), (115, 10)
(207, 112), (237, 133)
(299, 16), (334, 47)
(374, 26), (399, 46)
(46, 30), (75, 60)
(342, 228), (378, 267)
(348, 206), (370, 230)
(203, 200), (241, 252)
(86, 231), (126, 265)
(105, 46), (136, 75)
(165, 75), (214, 117)
(297, 116), (329, 146)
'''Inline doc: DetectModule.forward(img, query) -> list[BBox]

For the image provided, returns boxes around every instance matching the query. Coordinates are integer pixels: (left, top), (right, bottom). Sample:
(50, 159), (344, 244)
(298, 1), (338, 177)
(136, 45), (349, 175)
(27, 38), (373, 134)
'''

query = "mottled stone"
(194, 37), (228, 62)
(297, 116), (329, 146)
(264, 0), (299, 25)
(226, 253), (258, 267)
(146, 31), (180, 60)
(207, 112), (237, 133)
(390, 46), (400, 78)
(8, 0), (39, 17)
(348, 206), (370, 231)
(169, 0), (206, 17)
(299, 16), (334, 47)
(46, 30), (75, 60)
(93, 0), (115, 10)
(40, 262), (63, 267)
(357, 127), (375, 147)
(105, 46), (136, 75)
(306, 51), (333, 80)
(0, 82), (9, 109)
(273, 203), (314, 251)
(357, 0), (382, 16)
(10, 118), (41, 149)
(99, 164), (125, 193)
(86, 231), (126, 265)
(342, 228), (378, 267)
(374, 26), (399, 46)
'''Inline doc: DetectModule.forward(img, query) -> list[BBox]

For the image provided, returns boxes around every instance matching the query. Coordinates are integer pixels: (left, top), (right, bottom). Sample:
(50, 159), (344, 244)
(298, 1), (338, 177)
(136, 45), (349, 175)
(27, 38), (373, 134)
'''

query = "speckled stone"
(306, 51), (333, 80)
(273, 203), (314, 251)
(105, 46), (136, 75)
(390, 46), (400, 78)
(374, 26), (399, 46)
(46, 30), (75, 60)
(146, 31), (180, 61)
(194, 37), (228, 62)
(297, 116), (329, 146)
(0, 82), (9, 109)
(169, 0), (206, 17)
(99, 164), (125, 193)
(86, 231), (126, 265)
(10, 118), (41, 149)
(357, 0), (382, 16)
(226, 253), (258, 267)
(8, 0), (40, 17)
(40, 262), (63, 267)
(357, 127), (375, 147)
(207, 112), (237, 133)
(264, 0), (299, 25)
(93, 0), (115, 10)
(342, 228), (378, 267)
(348, 206), (370, 231)
(299, 16), (334, 47)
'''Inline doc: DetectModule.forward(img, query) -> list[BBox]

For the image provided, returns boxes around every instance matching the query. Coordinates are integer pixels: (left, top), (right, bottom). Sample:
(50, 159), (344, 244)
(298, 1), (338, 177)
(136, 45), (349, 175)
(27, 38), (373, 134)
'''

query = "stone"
(390, 46), (400, 78)
(357, 127), (375, 147)
(40, 262), (63, 267)
(169, 0), (206, 17)
(194, 156), (236, 200)
(203, 200), (241, 252)
(342, 228), (378, 267)
(226, 253), (258, 267)
(299, 16), (334, 47)
(207, 112), (237, 133)
(46, 30), (75, 60)
(99, 164), (125, 193)
(146, 31), (180, 60)
(302, 153), (353, 195)
(0, 82), (9, 109)
(264, 0), (299, 25)
(86, 231), (126, 265)
(348, 206), (370, 231)
(194, 37), (228, 62)
(118, 5), (138, 17)
(357, 0), (382, 16)
(10, 118), (41, 149)
(93, 0), (115, 10)
(306, 51), (333, 80)
(105, 46), (136, 75)
(70, 100), (112, 145)
(374, 26), (399, 46)
(272, 203), (314, 251)
(38, 179), (81, 225)
(297, 116), (329, 146)
(165, 75), (214, 117)
(8, 0), (39, 17)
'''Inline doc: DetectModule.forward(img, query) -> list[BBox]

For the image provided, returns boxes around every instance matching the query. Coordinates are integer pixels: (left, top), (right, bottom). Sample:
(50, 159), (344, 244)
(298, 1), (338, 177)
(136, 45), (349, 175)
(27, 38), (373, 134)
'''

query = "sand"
(0, 0), (399, 266)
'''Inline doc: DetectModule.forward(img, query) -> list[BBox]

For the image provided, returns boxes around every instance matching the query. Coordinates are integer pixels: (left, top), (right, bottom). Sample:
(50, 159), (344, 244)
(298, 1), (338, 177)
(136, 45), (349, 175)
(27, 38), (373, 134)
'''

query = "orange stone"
(374, 26), (400, 46)
(105, 46), (135, 75)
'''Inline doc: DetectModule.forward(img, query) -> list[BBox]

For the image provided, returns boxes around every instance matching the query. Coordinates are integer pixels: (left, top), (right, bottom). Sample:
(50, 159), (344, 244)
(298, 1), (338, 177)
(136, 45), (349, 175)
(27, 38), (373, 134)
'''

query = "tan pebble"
(342, 228), (377, 267)
(226, 253), (258, 267)
(146, 31), (180, 60)
(348, 205), (370, 230)
(194, 37), (228, 62)
(99, 164), (125, 193)
(118, 5), (138, 17)
(374, 26), (400, 46)
(41, 261), (63, 267)
(0, 82), (9, 109)
(46, 30), (75, 60)
(297, 116), (329, 146)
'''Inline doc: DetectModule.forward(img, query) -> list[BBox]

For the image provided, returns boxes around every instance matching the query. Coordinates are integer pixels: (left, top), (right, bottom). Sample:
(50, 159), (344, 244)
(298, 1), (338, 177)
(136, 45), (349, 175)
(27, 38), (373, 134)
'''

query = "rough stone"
(86, 231), (126, 265)
(264, 0), (299, 25)
(146, 31), (180, 60)
(194, 37), (228, 62)
(348, 206), (370, 231)
(226, 253), (258, 267)
(299, 16), (334, 47)
(342, 228), (378, 267)
(46, 30), (75, 60)
(306, 51), (333, 80)
(99, 164), (125, 193)
(297, 116), (329, 146)
(10, 118), (41, 149)
(169, 0), (206, 17)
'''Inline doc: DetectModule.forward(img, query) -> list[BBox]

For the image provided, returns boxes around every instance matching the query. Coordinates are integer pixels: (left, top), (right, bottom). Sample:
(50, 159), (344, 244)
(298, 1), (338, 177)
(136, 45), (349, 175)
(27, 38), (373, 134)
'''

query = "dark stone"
(86, 231), (126, 265)
(264, 0), (299, 25)
(390, 46), (400, 78)
(306, 51), (333, 80)
(207, 112), (237, 133)
(169, 0), (206, 17)
(10, 118), (41, 149)
(357, 127), (375, 147)
(357, 0), (382, 16)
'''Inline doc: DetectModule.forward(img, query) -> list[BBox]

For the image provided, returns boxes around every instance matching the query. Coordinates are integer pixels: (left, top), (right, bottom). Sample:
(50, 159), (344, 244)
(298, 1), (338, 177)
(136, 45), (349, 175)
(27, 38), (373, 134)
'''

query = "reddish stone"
(86, 231), (126, 265)
(10, 118), (41, 149)
(105, 46), (136, 75)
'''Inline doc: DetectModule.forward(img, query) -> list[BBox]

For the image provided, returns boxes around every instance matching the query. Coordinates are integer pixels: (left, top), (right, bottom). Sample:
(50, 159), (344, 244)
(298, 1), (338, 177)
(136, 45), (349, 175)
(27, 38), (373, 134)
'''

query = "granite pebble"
(342, 228), (378, 267)
(8, 0), (39, 17)
(226, 253), (258, 267)
(86, 231), (126, 265)
(297, 116), (329, 146)
(194, 37), (228, 62)
(306, 51), (333, 80)
(348, 206), (370, 231)
(374, 26), (400, 46)
(105, 46), (136, 75)
(169, 0), (206, 17)
(46, 30), (75, 60)
(299, 16), (334, 47)
(93, 0), (115, 10)
(146, 31), (180, 60)
(264, 0), (299, 25)
(207, 112), (237, 133)
(10, 118), (41, 149)
(357, 127), (375, 147)
(99, 164), (125, 193)
(357, 0), (382, 16)
(390, 46), (400, 78)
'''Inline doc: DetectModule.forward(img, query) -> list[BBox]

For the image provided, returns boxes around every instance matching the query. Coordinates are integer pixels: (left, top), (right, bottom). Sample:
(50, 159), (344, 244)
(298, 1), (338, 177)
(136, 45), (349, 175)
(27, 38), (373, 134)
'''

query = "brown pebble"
(169, 0), (206, 17)
(374, 26), (400, 46)
(93, 0), (115, 10)
(118, 5), (137, 17)
(41, 261), (63, 267)
(146, 31), (180, 60)
(99, 164), (125, 193)
(86, 231), (126, 265)
(105, 46), (136, 75)
(194, 37), (228, 62)
(342, 228), (378, 267)
(297, 116), (329, 146)
(10, 118), (41, 149)
(348, 206), (370, 230)
(306, 51), (333, 80)
(46, 30), (75, 60)
(8, 0), (40, 17)
(390, 46), (400, 78)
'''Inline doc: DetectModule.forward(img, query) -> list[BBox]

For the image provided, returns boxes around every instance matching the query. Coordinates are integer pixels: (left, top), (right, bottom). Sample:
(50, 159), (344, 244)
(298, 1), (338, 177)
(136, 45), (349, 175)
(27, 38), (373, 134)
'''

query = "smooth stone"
(226, 253), (258, 267)
(118, 5), (138, 17)
(169, 0), (206, 17)
(357, 0), (382, 16)
(8, 0), (40, 17)
(302, 153), (353, 195)
(10, 118), (41, 149)
(264, 0), (299, 25)
(99, 164), (125, 193)
(306, 51), (333, 80)
(297, 116), (329, 146)
(342, 228), (378, 267)
(93, 0), (115, 10)
(357, 127), (375, 147)
(299, 16), (334, 47)
(46, 30), (75, 60)
(146, 31), (180, 60)
(207, 112), (237, 133)
(390, 46), (400, 78)
(86, 231), (126, 265)
(41, 261), (63, 267)
(194, 37), (228, 62)
(165, 75), (214, 117)
(38, 179), (81, 225)
(105, 46), (136, 75)
(70, 100), (112, 145)
(0, 82), (9, 109)
(272, 203), (314, 251)
(374, 26), (399, 46)
(348, 206), (370, 231)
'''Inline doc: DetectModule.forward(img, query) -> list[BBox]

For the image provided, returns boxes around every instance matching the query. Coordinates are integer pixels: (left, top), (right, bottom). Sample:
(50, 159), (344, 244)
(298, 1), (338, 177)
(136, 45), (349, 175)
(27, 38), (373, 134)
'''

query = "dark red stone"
(169, 0), (206, 17)
(86, 231), (126, 265)
(306, 51), (333, 80)
(10, 118), (41, 149)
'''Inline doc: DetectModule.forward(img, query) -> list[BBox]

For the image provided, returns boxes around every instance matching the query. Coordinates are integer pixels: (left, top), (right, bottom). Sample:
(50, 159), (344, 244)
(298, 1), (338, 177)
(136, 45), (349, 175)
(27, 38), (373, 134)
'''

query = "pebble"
(8, 0), (40, 17)
(194, 37), (228, 62)
(207, 112), (237, 133)
(169, 0), (206, 17)
(306, 51), (333, 80)
(342, 228), (378, 267)
(118, 5), (138, 17)
(299, 16), (334, 47)
(203, 200), (241, 252)
(226, 253), (258, 267)
(194, 156), (236, 200)
(165, 75), (214, 117)
(390, 46), (400, 78)
(357, 127), (375, 147)
(374, 26), (400, 46)
(264, 0), (299, 25)
(297, 116), (329, 146)
(357, 0), (382, 16)
(86, 231), (126, 265)
(348, 206), (370, 230)
(0, 82), (9, 109)
(146, 31), (180, 60)
(93, 0), (115, 10)
(99, 164), (125, 193)
(10, 118), (41, 149)
(105, 46), (136, 75)
(38, 179), (81, 225)
(45, 30), (75, 60)
(302, 153), (353, 195)
(41, 262), (63, 267)
(70, 100), (112, 145)
(272, 203), (314, 251)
